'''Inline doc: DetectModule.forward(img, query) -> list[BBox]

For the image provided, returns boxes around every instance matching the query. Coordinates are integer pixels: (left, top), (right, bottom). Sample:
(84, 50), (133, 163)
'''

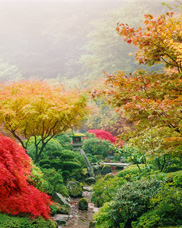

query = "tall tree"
(95, 11), (182, 154)
(0, 81), (88, 162)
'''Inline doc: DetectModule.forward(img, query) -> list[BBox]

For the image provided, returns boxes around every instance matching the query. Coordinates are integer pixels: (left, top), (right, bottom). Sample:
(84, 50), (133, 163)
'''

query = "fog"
(0, 0), (172, 83)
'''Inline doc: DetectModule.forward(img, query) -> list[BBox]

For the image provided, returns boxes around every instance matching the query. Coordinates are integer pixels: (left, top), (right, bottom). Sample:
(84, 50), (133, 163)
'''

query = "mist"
(0, 0), (173, 83)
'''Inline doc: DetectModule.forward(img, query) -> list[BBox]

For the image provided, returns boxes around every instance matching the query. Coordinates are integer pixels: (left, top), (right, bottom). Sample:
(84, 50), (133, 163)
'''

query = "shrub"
(116, 164), (145, 179)
(83, 137), (112, 158)
(41, 168), (69, 196)
(28, 164), (50, 193)
(0, 135), (51, 219)
(92, 176), (126, 207)
(26, 137), (63, 161)
(50, 151), (63, 159)
(135, 186), (182, 227)
(0, 213), (57, 228)
(54, 133), (73, 150)
(94, 178), (162, 227)
(173, 173), (182, 187)
(60, 149), (75, 160)
(93, 202), (113, 228)
(63, 161), (81, 170)
(39, 159), (51, 166)
(50, 159), (63, 170)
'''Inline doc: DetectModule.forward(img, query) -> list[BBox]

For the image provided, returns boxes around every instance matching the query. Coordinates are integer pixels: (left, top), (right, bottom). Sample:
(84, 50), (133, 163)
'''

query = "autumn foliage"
(88, 129), (123, 146)
(93, 11), (182, 154)
(0, 134), (51, 219)
(0, 80), (88, 162)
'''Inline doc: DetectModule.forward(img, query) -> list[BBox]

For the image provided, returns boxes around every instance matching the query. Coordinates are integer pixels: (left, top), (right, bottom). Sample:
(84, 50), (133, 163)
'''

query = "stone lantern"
(71, 133), (85, 151)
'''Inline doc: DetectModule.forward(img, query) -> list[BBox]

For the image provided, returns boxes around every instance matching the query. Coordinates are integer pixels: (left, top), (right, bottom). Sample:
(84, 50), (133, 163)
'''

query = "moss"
(78, 198), (88, 210)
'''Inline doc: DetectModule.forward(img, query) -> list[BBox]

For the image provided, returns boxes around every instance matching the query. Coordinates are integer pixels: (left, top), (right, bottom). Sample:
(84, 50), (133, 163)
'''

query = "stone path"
(59, 188), (99, 228)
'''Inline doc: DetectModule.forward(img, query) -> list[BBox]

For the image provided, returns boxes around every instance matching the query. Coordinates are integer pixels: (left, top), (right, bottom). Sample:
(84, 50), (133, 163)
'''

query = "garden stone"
(67, 181), (83, 197)
(55, 203), (70, 214)
(52, 191), (69, 206)
(78, 198), (88, 210)
(53, 214), (70, 226)
(85, 177), (96, 184)
(83, 186), (93, 192)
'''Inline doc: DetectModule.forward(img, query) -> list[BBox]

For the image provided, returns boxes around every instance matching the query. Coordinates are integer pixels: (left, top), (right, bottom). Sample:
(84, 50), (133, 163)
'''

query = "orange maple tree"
(0, 81), (88, 162)
(94, 11), (182, 154)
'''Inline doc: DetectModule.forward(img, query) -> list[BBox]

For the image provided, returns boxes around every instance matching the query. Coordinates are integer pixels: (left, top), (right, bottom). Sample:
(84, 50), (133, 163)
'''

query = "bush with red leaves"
(0, 135), (51, 219)
(87, 129), (123, 146)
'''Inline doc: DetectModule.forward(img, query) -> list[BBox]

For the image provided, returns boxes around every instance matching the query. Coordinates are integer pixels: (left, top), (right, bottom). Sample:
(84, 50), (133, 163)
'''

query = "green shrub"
(86, 153), (98, 163)
(63, 161), (81, 170)
(116, 164), (145, 179)
(54, 133), (73, 150)
(50, 151), (63, 159)
(42, 164), (51, 169)
(94, 178), (162, 228)
(94, 202), (113, 228)
(50, 159), (63, 170)
(28, 164), (46, 190)
(26, 137), (63, 161)
(173, 173), (182, 187)
(60, 149), (75, 160)
(83, 138), (112, 158)
(39, 159), (51, 166)
(0, 213), (57, 228)
(92, 176), (126, 207)
(41, 168), (69, 196)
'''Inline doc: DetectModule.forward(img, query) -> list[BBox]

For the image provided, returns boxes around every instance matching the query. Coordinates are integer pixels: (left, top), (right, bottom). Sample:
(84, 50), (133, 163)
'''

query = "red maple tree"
(0, 134), (51, 219)
(88, 129), (123, 146)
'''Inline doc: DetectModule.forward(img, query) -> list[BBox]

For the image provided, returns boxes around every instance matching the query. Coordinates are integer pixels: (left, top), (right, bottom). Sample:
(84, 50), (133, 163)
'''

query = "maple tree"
(0, 81), (88, 162)
(87, 129), (123, 146)
(0, 134), (51, 219)
(94, 11), (182, 155)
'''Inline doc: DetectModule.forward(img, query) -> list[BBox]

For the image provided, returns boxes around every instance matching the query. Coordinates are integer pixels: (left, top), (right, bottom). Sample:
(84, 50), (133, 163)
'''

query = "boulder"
(85, 177), (96, 184)
(53, 214), (70, 226)
(67, 181), (83, 197)
(52, 191), (69, 206)
(54, 203), (70, 214)
(78, 198), (88, 211)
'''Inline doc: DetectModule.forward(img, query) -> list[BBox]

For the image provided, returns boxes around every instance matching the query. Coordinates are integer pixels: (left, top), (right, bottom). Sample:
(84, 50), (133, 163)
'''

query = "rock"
(55, 203), (70, 214)
(83, 186), (93, 192)
(78, 198), (88, 211)
(53, 214), (70, 226)
(67, 181), (83, 197)
(89, 221), (97, 228)
(52, 192), (69, 206)
(85, 177), (96, 184)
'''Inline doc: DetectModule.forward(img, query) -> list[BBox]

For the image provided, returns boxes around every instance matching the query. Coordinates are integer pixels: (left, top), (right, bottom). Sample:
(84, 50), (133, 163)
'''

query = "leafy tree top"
(88, 129), (123, 146)
(93, 11), (182, 154)
(116, 12), (182, 72)
(0, 80), (88, 162)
